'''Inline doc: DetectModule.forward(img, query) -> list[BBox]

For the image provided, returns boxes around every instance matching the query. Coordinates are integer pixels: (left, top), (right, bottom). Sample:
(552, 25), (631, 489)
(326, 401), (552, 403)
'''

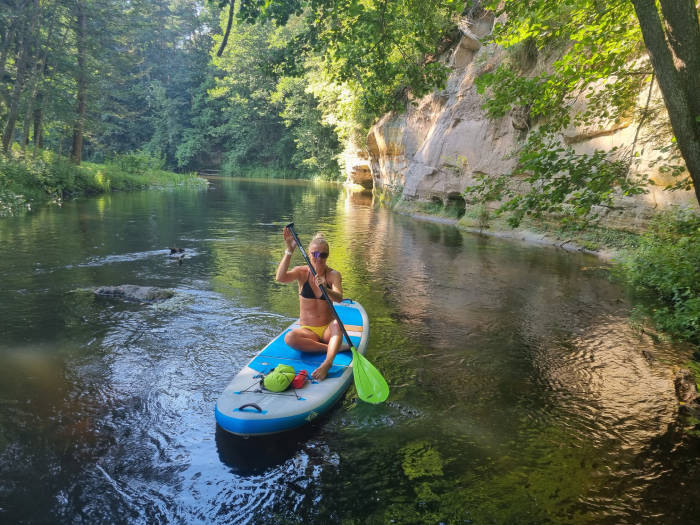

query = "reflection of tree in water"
(634, 419), (700, 522)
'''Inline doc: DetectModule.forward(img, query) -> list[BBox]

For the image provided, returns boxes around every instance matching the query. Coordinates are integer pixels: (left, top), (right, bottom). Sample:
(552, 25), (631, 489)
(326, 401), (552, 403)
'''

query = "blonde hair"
(309, 232), (329, 252)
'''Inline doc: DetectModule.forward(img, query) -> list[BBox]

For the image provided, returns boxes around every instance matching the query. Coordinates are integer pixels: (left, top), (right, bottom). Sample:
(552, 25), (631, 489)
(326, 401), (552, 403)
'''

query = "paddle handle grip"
(285, 223), (355, 349)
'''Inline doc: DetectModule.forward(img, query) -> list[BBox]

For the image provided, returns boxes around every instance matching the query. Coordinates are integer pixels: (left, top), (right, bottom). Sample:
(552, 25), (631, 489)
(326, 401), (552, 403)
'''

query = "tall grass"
(0, 148), (205, 216)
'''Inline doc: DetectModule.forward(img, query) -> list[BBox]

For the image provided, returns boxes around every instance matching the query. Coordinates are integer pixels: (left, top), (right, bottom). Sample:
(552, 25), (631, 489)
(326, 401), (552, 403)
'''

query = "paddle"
(286, 222), (389, 404)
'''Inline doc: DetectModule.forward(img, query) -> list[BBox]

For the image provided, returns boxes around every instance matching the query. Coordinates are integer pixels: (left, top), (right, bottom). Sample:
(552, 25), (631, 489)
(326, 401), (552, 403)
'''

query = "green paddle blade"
(351, 348), (389, 404)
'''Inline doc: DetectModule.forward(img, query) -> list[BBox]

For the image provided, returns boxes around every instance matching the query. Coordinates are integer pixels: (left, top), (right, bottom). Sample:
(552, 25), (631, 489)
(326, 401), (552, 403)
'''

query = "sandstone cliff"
(346, 10), (698, 231)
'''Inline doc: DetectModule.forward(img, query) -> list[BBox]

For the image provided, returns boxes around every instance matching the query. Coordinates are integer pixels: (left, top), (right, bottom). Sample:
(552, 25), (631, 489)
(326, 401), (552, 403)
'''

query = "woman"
(275, 227), (346, 380)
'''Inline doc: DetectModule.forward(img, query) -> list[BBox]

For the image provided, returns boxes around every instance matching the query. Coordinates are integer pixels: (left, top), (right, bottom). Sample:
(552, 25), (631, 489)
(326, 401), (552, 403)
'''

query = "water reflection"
(0, 178), (697, 523)
(215, 424), (323, 476)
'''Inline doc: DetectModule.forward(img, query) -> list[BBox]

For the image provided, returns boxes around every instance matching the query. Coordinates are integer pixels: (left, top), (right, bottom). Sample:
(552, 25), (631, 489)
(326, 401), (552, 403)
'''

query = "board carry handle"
(237, 403), (263, 413)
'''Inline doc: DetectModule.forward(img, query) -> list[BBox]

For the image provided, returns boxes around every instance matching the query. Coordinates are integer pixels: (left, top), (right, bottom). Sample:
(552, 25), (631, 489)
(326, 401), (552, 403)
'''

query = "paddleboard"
(215, 299), (369, 436)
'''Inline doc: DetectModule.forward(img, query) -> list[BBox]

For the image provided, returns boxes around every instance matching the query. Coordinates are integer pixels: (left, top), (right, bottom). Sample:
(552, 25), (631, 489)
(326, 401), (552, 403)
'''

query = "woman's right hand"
(283, 226), (296, 251)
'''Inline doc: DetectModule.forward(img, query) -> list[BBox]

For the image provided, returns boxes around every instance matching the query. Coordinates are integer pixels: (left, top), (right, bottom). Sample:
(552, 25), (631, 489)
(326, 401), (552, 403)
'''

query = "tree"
(210, 0), (464, 121)
(2, 0), (40, 152)
(69, 0), (86, 163)
(272, 74), (341, 176)
(312, 0), (463, 118)
(631, 0), (700, 205)
(209, 14), (297, 172)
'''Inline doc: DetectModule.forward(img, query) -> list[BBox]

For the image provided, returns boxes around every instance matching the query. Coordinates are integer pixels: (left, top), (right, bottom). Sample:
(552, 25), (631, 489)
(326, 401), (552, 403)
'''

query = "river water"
(0, 178), (698, 524)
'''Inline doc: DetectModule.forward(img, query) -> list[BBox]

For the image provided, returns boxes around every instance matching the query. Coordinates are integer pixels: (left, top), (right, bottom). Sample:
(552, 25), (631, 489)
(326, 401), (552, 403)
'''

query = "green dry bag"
(263, 364), (296, 392)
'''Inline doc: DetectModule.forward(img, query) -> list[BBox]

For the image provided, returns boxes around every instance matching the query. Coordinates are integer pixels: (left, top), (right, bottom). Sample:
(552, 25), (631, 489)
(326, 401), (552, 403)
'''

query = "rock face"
(343, 147), (373, 189)
(94, 285), (175, 303)
(346, 10), (698, 230)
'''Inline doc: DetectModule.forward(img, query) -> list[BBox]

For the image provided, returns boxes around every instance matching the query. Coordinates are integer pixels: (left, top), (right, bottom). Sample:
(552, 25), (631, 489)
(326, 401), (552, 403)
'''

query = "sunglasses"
(310, 251), (328, 259)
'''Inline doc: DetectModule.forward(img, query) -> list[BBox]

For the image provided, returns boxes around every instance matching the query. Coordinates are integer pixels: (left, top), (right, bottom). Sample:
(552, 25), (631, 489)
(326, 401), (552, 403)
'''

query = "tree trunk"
(33, 102), (43, 152)
(2, 23), (27, 152)
(632, 0), (700, 205)
(216, 0), (235, 56)
(658, 0), (700, 122)
(70, 1), (87, 164)
(1, 45), (27, 153)
(0, 26), (14, 93)
(1, 0), (40, 153)
(2, 82), (22, 152)
(24, 9), (57, 154)
(21, 96), (34, 151)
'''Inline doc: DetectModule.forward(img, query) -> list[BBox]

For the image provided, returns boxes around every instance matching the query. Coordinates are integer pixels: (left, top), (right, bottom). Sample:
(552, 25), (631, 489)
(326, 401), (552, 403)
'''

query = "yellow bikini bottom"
(300, 323), (329, 339)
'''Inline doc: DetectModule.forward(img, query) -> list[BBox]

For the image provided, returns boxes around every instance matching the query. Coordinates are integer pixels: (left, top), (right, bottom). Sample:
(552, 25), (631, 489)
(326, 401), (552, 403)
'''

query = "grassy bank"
(0, 149), (206, 216)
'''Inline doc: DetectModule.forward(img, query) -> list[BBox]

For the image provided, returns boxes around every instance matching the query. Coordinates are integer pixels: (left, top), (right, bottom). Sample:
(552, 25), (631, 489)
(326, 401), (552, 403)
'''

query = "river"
(0, 177), (698, 524)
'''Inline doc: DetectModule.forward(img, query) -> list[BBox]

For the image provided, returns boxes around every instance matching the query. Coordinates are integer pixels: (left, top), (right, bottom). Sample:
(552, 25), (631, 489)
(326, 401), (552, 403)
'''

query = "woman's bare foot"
(312, 361), (332, 380)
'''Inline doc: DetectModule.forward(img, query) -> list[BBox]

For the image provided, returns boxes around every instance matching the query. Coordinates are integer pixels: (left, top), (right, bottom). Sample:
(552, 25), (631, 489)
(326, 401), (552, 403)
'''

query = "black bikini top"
(299, 269), (328, 300)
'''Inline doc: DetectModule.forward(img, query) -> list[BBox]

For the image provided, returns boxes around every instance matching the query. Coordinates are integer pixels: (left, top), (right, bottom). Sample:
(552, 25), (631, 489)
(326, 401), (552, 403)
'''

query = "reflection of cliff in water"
(343, 187), (373, 207)
(342, 210), (690, 519)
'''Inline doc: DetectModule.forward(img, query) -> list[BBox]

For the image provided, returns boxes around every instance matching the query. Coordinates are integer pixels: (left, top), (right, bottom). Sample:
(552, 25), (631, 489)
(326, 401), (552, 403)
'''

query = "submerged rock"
(94, 285), (175, 303)
(674, 368), (699, 404)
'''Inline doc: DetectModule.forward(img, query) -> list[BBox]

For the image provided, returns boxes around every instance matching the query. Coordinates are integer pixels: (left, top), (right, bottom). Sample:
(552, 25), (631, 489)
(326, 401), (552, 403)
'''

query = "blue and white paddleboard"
(215, 299), (369, 436)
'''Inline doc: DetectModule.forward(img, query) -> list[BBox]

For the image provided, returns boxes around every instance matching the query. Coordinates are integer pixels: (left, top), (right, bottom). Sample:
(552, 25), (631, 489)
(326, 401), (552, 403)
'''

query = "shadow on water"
(214, 420), (328, 476)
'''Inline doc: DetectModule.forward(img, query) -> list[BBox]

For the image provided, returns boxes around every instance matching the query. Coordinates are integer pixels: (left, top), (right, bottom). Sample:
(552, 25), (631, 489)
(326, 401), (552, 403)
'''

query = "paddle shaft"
(286, 223), (355, 349)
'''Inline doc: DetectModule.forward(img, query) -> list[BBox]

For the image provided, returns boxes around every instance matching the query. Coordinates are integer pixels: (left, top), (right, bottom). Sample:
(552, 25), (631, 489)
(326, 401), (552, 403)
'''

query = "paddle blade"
(351, 348), (389, 404)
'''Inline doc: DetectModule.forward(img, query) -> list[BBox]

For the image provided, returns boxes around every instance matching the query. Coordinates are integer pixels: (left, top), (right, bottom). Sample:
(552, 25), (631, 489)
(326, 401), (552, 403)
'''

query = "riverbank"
(0, 149), (206, 217)
(383, 197), (635, 262)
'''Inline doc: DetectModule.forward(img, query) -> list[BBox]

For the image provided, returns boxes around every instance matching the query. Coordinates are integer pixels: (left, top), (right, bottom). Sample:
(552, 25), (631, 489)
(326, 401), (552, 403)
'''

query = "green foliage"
(465, 203), (492, 231)
(313, 0), (462, 118)
(554, 222), (640, 251)
(468, 0), (695, 225)
(210, 0), (465, 150)
(272, 75), (341, 177)
(478, 0), (645, 129)
(210, 15), (298, 172)
(0, 149), (204, 216)
(210, 9), (349, 178)
(0, 0), (222, 171)
(414, 198), (465, 220)
(235, 0), (304, 25)
(108, 152), (165, 175)
(1, 0), (472, 179)
(465, 130), (648, 227)
(615, 208), (700, 345)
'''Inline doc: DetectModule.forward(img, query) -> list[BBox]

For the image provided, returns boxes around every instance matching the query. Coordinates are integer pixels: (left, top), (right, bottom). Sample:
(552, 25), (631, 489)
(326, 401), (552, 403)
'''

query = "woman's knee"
(284, 331), (296, 345)
(329, 320), (341, 336)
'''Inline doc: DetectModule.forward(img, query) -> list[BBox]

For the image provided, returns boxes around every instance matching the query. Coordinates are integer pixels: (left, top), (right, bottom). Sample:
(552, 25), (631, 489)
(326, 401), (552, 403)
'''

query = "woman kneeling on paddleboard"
(276, 227), (346, 381)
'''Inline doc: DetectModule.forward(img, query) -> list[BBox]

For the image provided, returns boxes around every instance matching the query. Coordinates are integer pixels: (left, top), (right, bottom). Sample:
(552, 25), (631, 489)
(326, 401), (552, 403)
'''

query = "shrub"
(108, 152), (165, 174)
(615, 208), (700, 345)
